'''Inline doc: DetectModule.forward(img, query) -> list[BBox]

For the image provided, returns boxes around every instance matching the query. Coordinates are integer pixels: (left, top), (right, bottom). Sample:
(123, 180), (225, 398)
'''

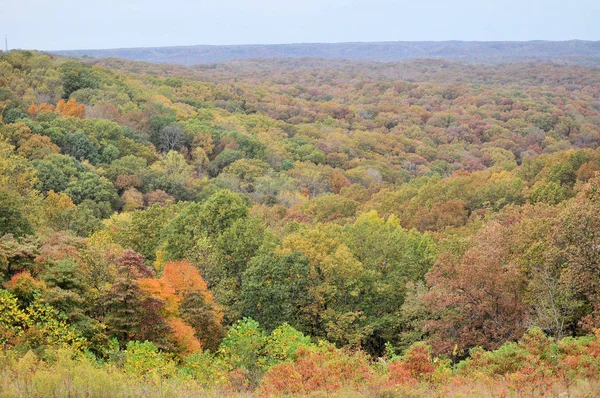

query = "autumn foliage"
(2, 50), (600, 396)
(29, 100), (85, 119)
(138, 260), (223, 353)
(27, 102), (55, 117)
(260, 345), (374, 396)
(56, 98), (85, 118)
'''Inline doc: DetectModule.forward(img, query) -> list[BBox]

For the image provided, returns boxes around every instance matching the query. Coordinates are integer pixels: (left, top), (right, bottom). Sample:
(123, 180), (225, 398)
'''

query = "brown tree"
(425, 220), (528, 354)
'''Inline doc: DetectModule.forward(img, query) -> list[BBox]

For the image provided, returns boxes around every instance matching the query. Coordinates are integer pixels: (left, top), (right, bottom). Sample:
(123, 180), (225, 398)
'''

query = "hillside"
(53, 40), (600, 66)
(1, 50), (600, 396)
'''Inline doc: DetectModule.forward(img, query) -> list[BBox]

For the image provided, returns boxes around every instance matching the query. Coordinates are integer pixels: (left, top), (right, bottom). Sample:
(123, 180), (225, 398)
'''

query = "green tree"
(60, 61), (100, 99)
(40, 259), (109, 353)
(33, 154), (84, 193)
(217, 317), (266, 386)
(0, 190), (33, 238)
(63, 131), (100, 163)
(64, 172), (119, 214)
(241, 251), (313, 332)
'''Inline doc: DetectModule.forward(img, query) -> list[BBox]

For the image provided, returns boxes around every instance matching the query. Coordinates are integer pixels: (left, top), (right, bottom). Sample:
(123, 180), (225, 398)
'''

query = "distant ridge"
(52, 40), (600, 66)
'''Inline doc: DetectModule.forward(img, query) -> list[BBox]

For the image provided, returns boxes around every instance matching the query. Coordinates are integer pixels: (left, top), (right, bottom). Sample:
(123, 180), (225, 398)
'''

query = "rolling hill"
(53, 40), (600, 66)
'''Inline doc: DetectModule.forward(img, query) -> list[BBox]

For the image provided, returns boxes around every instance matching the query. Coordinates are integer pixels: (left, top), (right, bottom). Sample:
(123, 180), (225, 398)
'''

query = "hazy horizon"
(2, 0), (599, 51)
(50, 39), (600, 53)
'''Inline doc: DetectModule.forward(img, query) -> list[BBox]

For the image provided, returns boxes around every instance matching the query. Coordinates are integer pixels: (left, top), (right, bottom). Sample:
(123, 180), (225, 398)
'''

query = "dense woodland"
(1, 50), (600, 396)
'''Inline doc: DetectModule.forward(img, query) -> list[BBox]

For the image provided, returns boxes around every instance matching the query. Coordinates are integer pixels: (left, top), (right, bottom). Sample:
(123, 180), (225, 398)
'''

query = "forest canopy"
(1, 50), (600, 396)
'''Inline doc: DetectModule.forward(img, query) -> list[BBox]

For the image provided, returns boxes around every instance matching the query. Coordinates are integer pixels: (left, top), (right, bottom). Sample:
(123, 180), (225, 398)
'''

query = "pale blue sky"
(1, 0), (598, 50)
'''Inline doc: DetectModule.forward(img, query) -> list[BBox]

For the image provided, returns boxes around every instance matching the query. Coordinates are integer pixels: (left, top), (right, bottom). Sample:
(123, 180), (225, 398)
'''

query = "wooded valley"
(1, 50), (600, 396)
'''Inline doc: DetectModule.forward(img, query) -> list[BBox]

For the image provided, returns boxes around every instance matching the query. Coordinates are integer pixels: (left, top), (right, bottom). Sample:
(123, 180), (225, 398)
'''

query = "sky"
(1, 0), (599, 51)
